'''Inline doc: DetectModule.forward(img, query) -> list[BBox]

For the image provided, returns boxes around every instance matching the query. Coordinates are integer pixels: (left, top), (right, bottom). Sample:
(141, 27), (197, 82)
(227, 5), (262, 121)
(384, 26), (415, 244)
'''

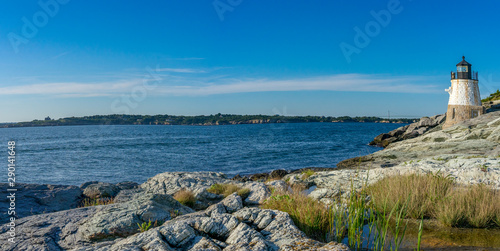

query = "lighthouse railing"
(450, 71), (478, 80)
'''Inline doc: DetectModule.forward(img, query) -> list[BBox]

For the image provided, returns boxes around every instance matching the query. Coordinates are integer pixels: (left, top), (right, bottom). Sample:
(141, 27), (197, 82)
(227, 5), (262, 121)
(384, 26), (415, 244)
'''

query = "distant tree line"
(0, 114), (416, 128)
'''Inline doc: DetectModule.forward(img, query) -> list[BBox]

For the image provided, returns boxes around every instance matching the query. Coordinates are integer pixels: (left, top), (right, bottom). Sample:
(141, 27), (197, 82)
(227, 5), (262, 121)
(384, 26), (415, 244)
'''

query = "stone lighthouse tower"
(443, 56), (483, 129)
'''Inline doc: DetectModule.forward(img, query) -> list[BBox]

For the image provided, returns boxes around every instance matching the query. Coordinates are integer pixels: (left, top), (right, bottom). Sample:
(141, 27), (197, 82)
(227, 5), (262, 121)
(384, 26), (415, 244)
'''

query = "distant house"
(45, 116), (52, 121)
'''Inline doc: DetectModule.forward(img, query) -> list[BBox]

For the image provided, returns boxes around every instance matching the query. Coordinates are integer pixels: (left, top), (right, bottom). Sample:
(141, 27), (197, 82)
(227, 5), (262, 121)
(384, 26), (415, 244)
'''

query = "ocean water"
(0, 123), (404, 185)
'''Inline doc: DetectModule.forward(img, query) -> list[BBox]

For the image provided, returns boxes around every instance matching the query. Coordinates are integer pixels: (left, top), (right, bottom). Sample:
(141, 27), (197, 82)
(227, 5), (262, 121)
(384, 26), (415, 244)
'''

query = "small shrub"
(80, 197), (114, 207)
(170, 209), (180, 218)
(173, 189), (196, 207)
(137, 220), (152, 232)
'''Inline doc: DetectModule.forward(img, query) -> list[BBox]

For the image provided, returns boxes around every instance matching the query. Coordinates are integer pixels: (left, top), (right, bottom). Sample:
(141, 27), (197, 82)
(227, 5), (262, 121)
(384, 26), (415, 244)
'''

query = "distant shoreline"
(0, 114), (415, 128)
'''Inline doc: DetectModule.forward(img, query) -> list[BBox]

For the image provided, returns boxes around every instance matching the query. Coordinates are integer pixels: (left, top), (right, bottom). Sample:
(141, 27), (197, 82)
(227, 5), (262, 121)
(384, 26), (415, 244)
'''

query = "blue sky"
(1, 0), (499, 122)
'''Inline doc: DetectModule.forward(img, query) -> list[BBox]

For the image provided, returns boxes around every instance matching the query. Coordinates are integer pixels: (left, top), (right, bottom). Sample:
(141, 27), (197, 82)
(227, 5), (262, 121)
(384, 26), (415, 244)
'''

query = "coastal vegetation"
(137, 220), (152, 233)
(368, 172), (500, 228)
(207, 183), (251, 199)
(482, 89), (500, 103)
(0, 113), (415, 128)
(173, 189), (197, 207)
(263, 176), (416, 250)
(264, 170), (499, 250)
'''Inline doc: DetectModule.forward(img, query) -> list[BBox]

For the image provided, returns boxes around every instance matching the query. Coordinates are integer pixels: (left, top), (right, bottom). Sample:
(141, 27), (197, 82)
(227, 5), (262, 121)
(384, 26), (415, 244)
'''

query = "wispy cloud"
(0, 80), (141, 96)
(157, 68), (207, 73)
(0, 74), (443, 97)
(50, 51), (71, 60)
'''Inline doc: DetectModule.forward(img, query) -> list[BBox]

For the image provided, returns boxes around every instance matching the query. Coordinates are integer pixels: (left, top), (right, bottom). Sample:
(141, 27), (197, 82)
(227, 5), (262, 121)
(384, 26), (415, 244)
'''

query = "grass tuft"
(207, 183), (250, 198)
(237, 188), (251, 200)
(173, 189), (196, 208)
(435, 184), (500, 228)
(367, 172), (500, 228)
(367, 172), (454, 219)
(262, 189), (330, 241)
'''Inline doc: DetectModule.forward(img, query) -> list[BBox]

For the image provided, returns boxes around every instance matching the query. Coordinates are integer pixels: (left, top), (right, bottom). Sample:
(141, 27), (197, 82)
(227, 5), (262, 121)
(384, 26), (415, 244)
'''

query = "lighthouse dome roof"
(456, 56), (471, 66)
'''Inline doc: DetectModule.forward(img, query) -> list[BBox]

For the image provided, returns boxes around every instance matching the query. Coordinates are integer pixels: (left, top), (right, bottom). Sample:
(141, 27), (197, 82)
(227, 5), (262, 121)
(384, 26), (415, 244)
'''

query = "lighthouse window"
(452, 108), (455, 119)
(472, 110), (478, 118)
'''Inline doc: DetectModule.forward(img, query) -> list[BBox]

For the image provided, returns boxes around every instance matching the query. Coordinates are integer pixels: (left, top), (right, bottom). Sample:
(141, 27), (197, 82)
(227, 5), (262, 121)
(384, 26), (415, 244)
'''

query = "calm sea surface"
(0, 123), (404, 185)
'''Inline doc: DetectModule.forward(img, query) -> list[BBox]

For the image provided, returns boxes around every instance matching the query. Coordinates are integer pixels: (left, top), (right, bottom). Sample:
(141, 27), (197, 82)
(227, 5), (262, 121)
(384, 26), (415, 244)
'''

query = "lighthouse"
(443, 56), (484, 129)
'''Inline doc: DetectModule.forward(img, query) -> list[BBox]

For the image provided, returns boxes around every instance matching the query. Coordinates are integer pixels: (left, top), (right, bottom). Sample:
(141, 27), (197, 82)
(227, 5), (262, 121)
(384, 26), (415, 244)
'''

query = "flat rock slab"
(0, 183), (82, 224)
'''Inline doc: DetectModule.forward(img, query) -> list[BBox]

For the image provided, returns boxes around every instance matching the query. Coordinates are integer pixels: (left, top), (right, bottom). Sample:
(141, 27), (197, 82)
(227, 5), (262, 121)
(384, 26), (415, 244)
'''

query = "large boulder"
(82, 182), (120, 199)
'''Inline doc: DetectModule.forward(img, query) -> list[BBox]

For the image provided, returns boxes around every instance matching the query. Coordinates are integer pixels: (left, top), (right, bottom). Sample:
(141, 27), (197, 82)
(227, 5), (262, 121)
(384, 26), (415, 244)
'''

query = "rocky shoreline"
(0, 172), (349, 250)
(2, 111), (500, 250)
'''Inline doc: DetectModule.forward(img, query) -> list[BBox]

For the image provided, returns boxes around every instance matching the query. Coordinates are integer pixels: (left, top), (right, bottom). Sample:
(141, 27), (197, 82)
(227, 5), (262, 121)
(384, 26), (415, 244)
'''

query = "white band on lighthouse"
(447, 79), (481, 106)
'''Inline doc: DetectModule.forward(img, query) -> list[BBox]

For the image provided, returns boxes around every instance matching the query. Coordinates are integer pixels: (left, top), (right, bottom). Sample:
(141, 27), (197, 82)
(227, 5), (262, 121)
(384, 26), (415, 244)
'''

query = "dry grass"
(173, 189), (196, 207)
(435, 185), (500, 228)
(237, 188), (251, 199)
(80, 197), (114, 207)
(367, 172), (500, 228)
(367, 172), (454, 219)
(262, 189), (330, 241)
(207, 183), (250, 199)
